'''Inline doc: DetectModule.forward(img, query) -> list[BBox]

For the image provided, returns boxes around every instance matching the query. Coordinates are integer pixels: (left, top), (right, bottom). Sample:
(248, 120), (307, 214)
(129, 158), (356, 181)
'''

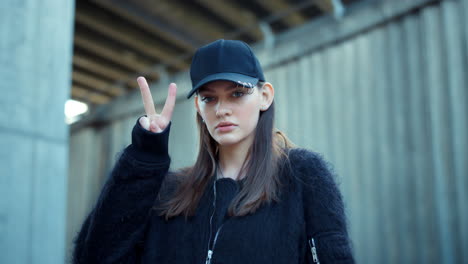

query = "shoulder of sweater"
(285, 148), (338, 188)
(287, 147), (319, 162)
(286, 147), (330, 172)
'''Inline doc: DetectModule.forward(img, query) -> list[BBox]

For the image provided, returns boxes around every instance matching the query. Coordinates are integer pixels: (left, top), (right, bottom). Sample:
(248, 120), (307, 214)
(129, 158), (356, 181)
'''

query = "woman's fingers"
(139, 116), (163, 133)
(139, 116), (150, 130)
(137, 78), (176, 133)
(137, 76), (157, 117)
(161, 83), (177, 121)
(150, 120), (162, 133)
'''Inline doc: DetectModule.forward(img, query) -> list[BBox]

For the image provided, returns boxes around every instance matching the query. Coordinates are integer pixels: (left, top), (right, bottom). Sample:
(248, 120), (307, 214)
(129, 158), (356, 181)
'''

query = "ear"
(194, 95), (201, 115)
(259, 82), (274, 111)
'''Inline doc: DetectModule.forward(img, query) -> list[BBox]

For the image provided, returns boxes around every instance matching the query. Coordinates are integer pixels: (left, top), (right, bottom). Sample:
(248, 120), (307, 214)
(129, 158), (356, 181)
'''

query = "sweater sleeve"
(291, 149), (355, 264)
(72, 118), (172, 264)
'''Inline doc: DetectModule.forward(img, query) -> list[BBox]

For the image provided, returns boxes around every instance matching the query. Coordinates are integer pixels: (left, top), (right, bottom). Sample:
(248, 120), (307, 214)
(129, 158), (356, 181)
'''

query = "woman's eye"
(232, 91), (245, 98)
(201, 96), (214, 103)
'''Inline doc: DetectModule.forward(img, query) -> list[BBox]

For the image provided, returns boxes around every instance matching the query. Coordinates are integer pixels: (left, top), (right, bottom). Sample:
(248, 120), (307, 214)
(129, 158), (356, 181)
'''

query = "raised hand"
(137, 76), (177, 133)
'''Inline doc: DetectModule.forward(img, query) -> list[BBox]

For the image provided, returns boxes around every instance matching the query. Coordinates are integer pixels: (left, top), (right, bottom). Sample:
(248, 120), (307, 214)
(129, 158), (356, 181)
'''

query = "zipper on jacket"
(205, 250), (213, 264)
(206, 177), (226, 264)
(205, 171), (232, 264)
(308, 238), (320, 264)
(205, 180), (217, 264)
(207, 181), (217, 250)
(205, 224), (224, 264)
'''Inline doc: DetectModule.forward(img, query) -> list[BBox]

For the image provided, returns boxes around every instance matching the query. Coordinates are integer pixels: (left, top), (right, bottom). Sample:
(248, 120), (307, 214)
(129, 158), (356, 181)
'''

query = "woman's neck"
(218, 141), (251, 180)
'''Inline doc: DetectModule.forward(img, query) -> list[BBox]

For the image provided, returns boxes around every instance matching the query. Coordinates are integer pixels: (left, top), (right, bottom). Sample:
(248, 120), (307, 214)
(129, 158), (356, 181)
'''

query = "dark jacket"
(72, 119), (354, 264)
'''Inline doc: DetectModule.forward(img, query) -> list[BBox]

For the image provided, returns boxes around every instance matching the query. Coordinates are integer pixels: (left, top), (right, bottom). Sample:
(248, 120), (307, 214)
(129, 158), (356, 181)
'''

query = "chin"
(214, 135), (242, 146)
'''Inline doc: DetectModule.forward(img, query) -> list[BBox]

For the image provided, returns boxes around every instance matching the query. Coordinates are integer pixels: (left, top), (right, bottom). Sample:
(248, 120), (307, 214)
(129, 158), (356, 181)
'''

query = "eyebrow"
(199, 83), (239, 93)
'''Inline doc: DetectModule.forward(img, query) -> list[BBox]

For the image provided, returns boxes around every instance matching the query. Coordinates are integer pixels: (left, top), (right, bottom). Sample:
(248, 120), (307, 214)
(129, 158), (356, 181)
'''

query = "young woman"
(73, 39), (354, 264)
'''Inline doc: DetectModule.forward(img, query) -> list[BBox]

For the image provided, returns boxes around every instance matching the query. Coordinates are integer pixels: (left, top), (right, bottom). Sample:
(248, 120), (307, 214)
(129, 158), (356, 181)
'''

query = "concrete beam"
(73, 54), (138, 89)
(255, 0), (308, 27)
(261, 0), (440, 71)
(137, 0), (226, 41)
(74, 33), (160, 80)
(91, 0), (200, 52)
(72, 85), (112, 105)
(72, 71), (123, 96)
(314, 0), (346, 19)
(75, 5), (189, 70)
(196, 0), (263, 41)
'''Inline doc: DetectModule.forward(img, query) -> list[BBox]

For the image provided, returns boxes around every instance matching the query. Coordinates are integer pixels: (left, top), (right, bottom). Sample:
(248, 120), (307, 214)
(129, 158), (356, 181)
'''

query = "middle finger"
(137, 76), (157, 116)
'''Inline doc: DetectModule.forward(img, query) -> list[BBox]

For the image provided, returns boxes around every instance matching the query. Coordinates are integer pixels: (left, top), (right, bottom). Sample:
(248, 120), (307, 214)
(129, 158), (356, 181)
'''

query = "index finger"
(137, 76), (157, 116)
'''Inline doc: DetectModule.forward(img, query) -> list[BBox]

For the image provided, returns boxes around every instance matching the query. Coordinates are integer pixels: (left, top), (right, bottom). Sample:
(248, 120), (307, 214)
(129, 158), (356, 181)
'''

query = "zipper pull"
(308, 238), (320, 264)
(205, 249), (213, 264)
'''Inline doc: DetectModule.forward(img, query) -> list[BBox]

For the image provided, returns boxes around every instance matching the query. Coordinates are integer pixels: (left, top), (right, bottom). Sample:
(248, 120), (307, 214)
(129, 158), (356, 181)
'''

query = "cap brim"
(187, 73), (259, 99)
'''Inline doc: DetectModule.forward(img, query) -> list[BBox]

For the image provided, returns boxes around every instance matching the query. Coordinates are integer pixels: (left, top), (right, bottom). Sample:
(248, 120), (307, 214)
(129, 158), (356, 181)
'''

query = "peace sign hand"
(137, 76), (177, 133)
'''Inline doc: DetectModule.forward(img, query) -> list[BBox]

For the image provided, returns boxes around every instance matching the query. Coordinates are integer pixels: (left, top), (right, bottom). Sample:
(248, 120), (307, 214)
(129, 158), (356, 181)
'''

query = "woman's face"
(195, 80), (270, 147)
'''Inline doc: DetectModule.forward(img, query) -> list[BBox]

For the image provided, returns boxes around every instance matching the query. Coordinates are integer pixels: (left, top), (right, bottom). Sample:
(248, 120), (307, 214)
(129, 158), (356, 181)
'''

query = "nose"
(215, 100), (232, 117)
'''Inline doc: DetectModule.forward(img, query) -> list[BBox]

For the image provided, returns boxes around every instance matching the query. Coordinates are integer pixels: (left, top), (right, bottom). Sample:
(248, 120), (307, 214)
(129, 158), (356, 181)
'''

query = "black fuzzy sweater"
(72, 119), (354, 264)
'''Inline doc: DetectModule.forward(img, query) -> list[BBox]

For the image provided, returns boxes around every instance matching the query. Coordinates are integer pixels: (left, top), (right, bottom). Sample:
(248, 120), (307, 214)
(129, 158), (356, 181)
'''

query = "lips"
(216, 122), (237, 129)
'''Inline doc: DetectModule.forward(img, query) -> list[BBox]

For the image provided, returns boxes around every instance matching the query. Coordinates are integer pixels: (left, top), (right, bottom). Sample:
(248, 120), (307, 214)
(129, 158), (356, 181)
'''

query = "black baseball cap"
(187, 39), (265, 99)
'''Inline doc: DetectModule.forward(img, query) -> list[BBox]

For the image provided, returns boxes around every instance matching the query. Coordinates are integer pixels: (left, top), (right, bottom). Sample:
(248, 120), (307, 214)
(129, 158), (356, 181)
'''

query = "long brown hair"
(155, 82), (294, 220)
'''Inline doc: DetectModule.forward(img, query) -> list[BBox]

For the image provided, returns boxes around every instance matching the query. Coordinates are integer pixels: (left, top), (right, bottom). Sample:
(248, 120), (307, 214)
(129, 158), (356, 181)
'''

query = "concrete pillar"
(0, 0), (75, 263)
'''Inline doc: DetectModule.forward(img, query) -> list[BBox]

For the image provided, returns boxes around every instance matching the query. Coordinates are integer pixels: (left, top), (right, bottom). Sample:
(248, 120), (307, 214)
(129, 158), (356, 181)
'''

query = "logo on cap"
(237, 81), (254, 88)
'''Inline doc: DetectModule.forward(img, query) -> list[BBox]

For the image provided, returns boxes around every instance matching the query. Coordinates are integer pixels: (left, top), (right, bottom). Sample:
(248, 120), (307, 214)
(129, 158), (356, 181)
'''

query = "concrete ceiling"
(71, 0), (358, 107)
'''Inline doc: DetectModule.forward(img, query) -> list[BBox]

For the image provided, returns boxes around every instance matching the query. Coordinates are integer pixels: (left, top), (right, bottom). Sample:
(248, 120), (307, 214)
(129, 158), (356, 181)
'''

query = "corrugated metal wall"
(68, 0), (468, 263)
